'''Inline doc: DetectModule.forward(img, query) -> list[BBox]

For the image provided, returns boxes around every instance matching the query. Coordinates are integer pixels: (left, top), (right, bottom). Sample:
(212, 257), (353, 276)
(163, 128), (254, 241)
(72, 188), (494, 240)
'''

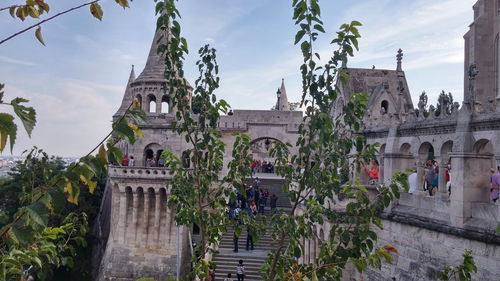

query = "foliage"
(0, 100), (146, 280)
(1, 0), (131, 46)
(0, 148), (65, 228)
(257, 0), (406, 279)
(437, 249), (477, 281)
(0, 212), (88, 281)
(0, 84), (37, 153)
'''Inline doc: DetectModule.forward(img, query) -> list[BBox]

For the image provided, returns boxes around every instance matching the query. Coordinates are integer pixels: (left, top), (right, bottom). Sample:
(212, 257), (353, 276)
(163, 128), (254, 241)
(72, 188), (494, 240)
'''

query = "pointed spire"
(134, 26), (169, 83)
(396, 48), (403, 72)
(127, 64), (136, 85)
(276, 78), (290, 111)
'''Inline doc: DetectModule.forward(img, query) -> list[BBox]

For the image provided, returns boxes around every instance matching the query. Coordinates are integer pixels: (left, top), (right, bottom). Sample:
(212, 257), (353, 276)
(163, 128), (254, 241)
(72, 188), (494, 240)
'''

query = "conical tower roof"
(133, 27), (169, 84)
(113, 65), (137, 118)
(276, 79), (290, 111)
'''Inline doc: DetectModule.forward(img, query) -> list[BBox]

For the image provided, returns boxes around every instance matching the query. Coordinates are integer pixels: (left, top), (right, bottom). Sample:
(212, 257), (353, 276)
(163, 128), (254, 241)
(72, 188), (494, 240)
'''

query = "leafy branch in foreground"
(0, 0), (130, 46)
(437, 249), (477, 281)
(0, 100), (146, 280)
(260, 0), (406, 280)
(0, 83), (37, 153)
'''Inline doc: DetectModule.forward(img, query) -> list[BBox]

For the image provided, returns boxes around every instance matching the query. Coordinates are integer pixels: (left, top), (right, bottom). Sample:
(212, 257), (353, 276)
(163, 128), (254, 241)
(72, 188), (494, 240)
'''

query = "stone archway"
(250, 137), (284, 174)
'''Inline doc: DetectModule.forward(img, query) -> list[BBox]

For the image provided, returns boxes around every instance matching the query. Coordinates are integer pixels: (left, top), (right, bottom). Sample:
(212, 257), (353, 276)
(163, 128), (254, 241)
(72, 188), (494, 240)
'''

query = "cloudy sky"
(0, 0), (476, 156)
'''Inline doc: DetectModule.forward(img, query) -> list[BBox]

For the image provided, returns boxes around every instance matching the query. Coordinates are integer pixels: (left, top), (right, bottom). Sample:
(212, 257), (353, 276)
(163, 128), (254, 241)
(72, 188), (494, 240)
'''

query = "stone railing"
(108, 166), (172, 180)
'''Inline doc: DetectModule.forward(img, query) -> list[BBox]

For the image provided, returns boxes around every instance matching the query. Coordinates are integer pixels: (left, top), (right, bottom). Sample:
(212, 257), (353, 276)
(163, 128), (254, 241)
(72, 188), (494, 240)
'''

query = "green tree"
(437, 249), (477, 281)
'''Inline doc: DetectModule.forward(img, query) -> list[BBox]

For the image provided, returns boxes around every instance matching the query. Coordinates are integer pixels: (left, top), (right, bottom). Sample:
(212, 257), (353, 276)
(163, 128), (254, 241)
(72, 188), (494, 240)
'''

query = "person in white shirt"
(236, 259), (245, 281)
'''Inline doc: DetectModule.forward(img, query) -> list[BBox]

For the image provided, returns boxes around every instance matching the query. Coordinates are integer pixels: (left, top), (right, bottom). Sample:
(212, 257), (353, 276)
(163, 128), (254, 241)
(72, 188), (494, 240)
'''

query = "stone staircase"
(213, 177), (289, 281)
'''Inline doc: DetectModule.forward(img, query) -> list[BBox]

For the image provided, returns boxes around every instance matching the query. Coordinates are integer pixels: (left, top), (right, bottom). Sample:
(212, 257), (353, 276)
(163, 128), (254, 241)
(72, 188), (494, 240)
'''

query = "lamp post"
(276, 88), (281, 111)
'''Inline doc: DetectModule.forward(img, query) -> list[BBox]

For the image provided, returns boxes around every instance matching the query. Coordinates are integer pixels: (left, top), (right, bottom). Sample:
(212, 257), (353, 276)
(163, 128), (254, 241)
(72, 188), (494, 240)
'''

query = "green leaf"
(295, 30), (306, 44)
(8, 221), (34, 245)
(496, 223), (500, 234)
(11, 97), (36, 137)
(351, 20), (363, 27)
(26, 202), (49, 226)
(114, 119), (136, 143)
(0, 113), (17, 153)
(127, 108), (147, 123)
(46, 188), (66, 212)
(89, 2), (103, 21)
(313, 24), (325, 33)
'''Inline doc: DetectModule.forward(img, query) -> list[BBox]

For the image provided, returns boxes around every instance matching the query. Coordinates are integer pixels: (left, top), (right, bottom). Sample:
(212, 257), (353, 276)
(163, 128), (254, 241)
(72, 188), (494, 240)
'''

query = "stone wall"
(358, 218), (500, 281)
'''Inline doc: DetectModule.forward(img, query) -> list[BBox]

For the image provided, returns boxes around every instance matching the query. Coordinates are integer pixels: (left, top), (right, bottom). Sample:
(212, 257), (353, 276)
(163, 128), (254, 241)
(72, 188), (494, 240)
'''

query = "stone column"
(155, 99), (161, 113)
(143, 191), (151, 247)
(117, 189), (127, 244)
(154, 191), (161, 246)
(416, 160), (425, 193)
(131, 190), (139, 246)
(449, 152), (492, 227)
(438, 161), (448, 197)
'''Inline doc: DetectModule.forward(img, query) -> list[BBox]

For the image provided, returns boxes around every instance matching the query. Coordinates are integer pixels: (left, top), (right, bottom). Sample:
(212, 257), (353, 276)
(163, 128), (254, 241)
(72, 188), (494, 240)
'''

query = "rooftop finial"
(396, 49), (403, 71)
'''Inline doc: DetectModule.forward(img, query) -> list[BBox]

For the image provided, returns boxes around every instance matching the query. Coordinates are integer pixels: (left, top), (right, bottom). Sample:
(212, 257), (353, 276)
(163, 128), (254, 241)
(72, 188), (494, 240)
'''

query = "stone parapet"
(108, 166), (172, 181)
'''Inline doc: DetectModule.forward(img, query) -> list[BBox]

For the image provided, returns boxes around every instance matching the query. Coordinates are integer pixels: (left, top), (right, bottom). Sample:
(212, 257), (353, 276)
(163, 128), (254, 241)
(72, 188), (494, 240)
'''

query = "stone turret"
(113, 24), (181, 118)
(275, 79), (290, 111)
(114, 65), (136, 118)
(463, 0), (499, 112)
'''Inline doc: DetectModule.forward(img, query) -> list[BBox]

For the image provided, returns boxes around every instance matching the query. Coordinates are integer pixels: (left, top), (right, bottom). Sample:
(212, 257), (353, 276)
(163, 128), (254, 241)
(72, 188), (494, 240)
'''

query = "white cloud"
(4, 79), (121, 157)
(0, 56), (37, 66)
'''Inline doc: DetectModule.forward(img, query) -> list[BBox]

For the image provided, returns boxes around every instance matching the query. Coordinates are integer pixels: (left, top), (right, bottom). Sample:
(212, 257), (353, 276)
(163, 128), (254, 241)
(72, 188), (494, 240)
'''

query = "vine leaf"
(35, 26), (45, 46)
(114, 119), (136, 143)
(8, 221), (34, 246)
(26, 202), (49, 227)
(11, 97), (37, 137)
(0, 113), (17, 153)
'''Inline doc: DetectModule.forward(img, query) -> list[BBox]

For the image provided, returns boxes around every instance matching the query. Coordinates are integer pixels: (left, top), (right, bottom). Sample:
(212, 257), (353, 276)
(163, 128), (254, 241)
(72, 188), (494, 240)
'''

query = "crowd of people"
(227, 178), (279, 253)
(251, 160), (275, 174)
(145, 156), (164, 167)
(120, 155), (135, 167)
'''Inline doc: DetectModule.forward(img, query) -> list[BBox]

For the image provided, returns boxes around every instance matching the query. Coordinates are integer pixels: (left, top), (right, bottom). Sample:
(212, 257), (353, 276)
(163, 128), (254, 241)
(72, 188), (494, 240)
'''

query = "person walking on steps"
(224, 273), (234, 281)
(236, 260), (245, 281)
(245, 227), (254, 250)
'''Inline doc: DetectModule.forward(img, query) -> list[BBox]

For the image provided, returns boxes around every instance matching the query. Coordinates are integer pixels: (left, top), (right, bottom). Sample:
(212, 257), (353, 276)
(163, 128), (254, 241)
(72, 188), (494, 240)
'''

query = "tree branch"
(0, 0), (99, 45)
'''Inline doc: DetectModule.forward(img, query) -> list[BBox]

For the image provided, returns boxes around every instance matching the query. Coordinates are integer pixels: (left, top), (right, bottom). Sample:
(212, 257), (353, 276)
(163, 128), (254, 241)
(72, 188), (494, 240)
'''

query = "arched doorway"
(144, 143), (162, 167)
(250, 137), (283, 174)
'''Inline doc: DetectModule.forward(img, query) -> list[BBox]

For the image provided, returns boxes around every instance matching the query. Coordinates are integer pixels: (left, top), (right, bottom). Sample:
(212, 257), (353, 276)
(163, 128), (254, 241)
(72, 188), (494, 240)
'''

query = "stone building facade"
(319, 0), (500, 279)
(97, 0), (500, 280)
(96, 19), (302, 280)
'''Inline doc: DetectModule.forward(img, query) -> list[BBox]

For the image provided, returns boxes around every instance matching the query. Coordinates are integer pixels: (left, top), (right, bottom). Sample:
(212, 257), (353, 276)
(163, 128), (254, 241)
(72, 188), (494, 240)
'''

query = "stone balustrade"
(108, 166), (172, 180)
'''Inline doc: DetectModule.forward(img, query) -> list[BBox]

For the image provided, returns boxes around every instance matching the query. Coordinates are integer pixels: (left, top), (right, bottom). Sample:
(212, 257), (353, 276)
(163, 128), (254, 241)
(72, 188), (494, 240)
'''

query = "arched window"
(381, 100), (389, 114)
(147, 94), (156, 113)
(161, 95), (170, 113)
